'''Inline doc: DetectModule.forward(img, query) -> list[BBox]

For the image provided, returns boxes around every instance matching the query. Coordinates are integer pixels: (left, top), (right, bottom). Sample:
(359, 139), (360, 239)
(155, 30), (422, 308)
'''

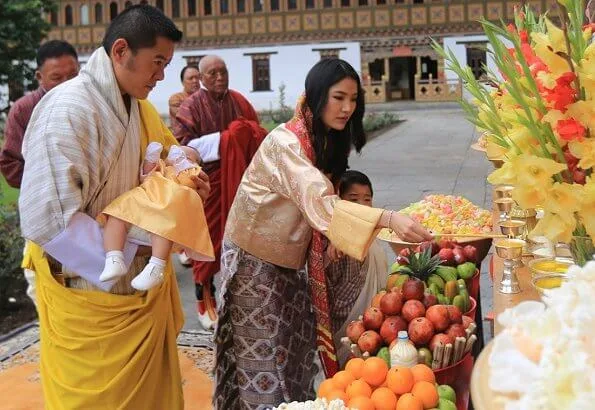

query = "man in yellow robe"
(18, 5), (209, 409)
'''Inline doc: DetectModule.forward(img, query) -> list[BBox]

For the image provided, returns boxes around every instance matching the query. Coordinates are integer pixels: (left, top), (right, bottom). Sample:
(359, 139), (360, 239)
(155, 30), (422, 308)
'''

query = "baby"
(99, 142), (214, 291)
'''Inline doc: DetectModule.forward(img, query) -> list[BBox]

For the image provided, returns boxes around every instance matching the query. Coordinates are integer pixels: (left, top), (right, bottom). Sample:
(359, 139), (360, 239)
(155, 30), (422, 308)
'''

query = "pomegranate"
(446, 324), (467, 339)
(357, 330), (383, 355)
(446, 305), (463, 324)
(429, 333), (455, 352)
(371, 290), (387, 309)
(408, 317), (435, 346)
(423, 293), (438, 309)
(425, 305), (450, 332)
(453, 247), (467, 265)
(437, 238), (458, 249)
(401, 299), (426, 322)
(402, 278), (425, 301)
(362, 307), (384, 331)
(346, 320), (366, 343)
(462, 245), (478, 264)
(438, 248), (456, 266)
(379, 316), (408, 345)
(379, 290), (403, 316)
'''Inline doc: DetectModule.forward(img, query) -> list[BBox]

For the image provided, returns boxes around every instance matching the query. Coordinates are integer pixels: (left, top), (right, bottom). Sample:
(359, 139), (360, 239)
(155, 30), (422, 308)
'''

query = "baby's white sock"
(149, 256), (166, 267)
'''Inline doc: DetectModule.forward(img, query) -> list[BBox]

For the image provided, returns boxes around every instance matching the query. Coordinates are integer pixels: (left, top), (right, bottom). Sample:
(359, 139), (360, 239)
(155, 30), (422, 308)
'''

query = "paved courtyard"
(177, 105), (495, 343)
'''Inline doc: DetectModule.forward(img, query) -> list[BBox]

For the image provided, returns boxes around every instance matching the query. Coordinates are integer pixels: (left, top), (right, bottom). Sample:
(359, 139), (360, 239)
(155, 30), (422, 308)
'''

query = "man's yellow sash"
(22, 100), (185, 410)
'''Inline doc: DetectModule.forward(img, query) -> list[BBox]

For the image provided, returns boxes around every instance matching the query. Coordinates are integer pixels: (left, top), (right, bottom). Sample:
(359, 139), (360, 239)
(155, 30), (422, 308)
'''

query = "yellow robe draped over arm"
(21, 100), (185, 410)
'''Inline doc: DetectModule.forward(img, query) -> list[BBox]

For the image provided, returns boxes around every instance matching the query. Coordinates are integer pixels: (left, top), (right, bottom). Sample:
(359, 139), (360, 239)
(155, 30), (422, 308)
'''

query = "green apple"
(438, 398), (457, 410)
(437, 384), (456, 403)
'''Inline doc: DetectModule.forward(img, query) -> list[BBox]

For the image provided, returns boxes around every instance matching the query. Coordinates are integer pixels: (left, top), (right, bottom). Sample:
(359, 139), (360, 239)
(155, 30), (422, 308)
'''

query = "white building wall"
(147, 42), (361, 115)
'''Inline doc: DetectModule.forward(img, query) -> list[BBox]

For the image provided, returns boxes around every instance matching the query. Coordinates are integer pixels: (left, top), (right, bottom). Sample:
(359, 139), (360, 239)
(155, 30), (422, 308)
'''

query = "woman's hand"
(326, 244), (344, 263)
(389, 212), (433, 243)
(190, 170), (210, 202)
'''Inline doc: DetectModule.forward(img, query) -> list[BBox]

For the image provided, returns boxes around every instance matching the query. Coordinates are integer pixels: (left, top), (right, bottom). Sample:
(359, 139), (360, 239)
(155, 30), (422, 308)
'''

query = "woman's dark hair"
(180, 65), (198, 82)
(338, 170), (373, 197)
(102, 5), (182, 55)
(305, 58), (366, 183)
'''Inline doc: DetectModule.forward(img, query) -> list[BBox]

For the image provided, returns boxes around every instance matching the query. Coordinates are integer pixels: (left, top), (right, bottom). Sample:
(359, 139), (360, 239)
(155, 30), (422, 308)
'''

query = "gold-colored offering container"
(494, 185), (514, 200)
(494, 198), (515, 221)
(510, 206), (537, 233)
(494, 238), (525, 294)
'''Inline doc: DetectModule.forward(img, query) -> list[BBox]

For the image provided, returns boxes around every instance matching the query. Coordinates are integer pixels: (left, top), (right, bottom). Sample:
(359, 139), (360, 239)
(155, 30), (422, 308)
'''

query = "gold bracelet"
(388, 210), (394, 233)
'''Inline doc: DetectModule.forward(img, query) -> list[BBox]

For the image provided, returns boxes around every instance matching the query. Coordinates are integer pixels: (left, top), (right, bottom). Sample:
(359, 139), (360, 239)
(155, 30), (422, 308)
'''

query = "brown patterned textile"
(214, 240), (318, 409)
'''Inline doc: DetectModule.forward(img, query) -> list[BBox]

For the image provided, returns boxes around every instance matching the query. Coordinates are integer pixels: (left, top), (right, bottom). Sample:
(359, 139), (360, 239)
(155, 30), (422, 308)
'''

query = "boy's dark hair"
(338, 170), (373, 197)
(36, 40), (78, 68)
(180, 65), (198, 83)
(304, 58), (366, 184)
(102, 4), (182, 55)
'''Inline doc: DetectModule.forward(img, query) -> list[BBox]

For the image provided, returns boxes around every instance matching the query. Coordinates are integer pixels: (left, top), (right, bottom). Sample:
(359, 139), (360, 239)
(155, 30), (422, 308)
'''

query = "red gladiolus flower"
(519, 30), (529, 43)
(556, 118), (587, 142)
(556, 72), (576, 87)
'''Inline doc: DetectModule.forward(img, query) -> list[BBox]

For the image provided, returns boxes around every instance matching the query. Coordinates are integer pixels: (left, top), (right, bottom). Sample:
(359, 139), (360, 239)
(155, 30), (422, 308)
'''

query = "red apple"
(429, 333), (455, 352)
(402, 278), (425, 301)
(438, 238), (458, 249)
(462, 245), (478, 264)
(401, 299), (426, 322)
(362, 307), (384, 331)
(438, 248), (456, 266)
(446, 323), (467, 339)
(446, 305), (463, 324)
(346, 320), (366, 343)
(380, 290), (403, 316)
(425, 305), (451, 332)
(371, 290), (387, 309)
(357, 330), (383, 355)
(462, 315), (475, 329)
(423, 293), (438, 309)
(453, 247), (467, 265)
(379, 316), (408, 345)
(408, 317), (435, 346)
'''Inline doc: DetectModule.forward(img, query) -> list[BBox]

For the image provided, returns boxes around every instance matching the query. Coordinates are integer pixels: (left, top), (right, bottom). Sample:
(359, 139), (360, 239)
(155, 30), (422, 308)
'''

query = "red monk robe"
(174, 88), (262, 320)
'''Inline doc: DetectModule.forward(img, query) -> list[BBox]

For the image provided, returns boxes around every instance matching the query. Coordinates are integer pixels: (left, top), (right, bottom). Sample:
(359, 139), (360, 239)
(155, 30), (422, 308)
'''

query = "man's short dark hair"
(102, 4), (182, 55)
(36, 40), (78, 68)
(180, 65), (198, 82)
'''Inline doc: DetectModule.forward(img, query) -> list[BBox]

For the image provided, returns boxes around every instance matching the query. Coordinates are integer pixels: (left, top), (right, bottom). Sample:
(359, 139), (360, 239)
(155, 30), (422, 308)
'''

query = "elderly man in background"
(168, 65), (200, 133)
(174, 55), (261, 330)
(0, 40), (79, 304)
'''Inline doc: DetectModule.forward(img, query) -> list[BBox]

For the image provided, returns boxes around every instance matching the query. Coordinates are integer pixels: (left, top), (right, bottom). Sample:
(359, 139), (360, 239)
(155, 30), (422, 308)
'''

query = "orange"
(386, 366), (415, 395)
(345, 378), (373, 399)
(332, 370), (355, 390)
(317, 378), (336, 398)
(361, 357), (389, 387)
(411, 364), (436, 384)
(411, 381), (439, 409)
(348, 395), (375, 410)
(325, 388), (349, 404)
(345, 357), (365, 379)
(396, 392), (424, 410)
(370, 387), (398, 410)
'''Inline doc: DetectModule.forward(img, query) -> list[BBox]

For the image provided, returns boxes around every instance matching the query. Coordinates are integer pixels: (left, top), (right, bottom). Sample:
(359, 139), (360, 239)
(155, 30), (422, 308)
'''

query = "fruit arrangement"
(389, 240), (479, 308)
(317, 360), (459, 410)
(398, 195), (492, 235)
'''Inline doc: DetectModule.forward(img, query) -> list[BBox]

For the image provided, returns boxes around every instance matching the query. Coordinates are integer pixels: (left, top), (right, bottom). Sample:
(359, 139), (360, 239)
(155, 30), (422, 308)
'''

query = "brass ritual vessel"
(494, 238), (525, 294)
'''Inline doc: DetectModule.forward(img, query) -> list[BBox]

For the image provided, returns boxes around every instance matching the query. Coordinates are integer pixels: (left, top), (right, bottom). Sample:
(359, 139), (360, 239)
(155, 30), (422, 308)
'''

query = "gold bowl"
(494, 238), (525, 259)
(494, 185), (514, 199)
(532, 273), (569, 296)
(488, 157), (505, 168)
(528, 257), (573, 278)
(499, 219), (526, 237)
(494, 198), (515, 213)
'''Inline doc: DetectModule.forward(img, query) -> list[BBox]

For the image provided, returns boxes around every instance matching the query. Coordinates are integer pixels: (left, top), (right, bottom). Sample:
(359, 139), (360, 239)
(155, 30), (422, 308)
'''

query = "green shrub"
(363, 112), (400, 133)
(0, 189), (25, 309)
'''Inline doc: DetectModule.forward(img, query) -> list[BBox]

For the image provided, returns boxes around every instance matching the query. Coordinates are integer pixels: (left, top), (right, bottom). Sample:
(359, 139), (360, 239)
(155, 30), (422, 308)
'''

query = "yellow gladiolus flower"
(487, 160), (517, 185)
(578, 177), (595, 239)
(568, 139), (595, 170)
(513, 182), (550, 209)
(532, 33), (572, 78)
(565, 101), (595, 133)
(537, 71), (558, 89)
(544, 18), (567, 54)
(531, 211), (576, 243)
(543, 182), (582, 219)
(514, 154), (568, 187)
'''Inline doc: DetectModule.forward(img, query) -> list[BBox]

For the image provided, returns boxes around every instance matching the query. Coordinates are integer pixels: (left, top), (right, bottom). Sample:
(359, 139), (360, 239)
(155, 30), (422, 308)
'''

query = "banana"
(457, 279), (467, 290)
(427, 274), (445, 291)
(453, 295), (466, 312)
(428, 283), (441, 296)
(435, 266), (458, 282)
(459, 288), (471, 312)
(437, 294), (450, 305)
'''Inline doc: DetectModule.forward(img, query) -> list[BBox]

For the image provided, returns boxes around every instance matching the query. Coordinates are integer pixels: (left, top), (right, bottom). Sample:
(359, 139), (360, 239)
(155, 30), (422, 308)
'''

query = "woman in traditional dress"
(213, 58), (432, 409)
